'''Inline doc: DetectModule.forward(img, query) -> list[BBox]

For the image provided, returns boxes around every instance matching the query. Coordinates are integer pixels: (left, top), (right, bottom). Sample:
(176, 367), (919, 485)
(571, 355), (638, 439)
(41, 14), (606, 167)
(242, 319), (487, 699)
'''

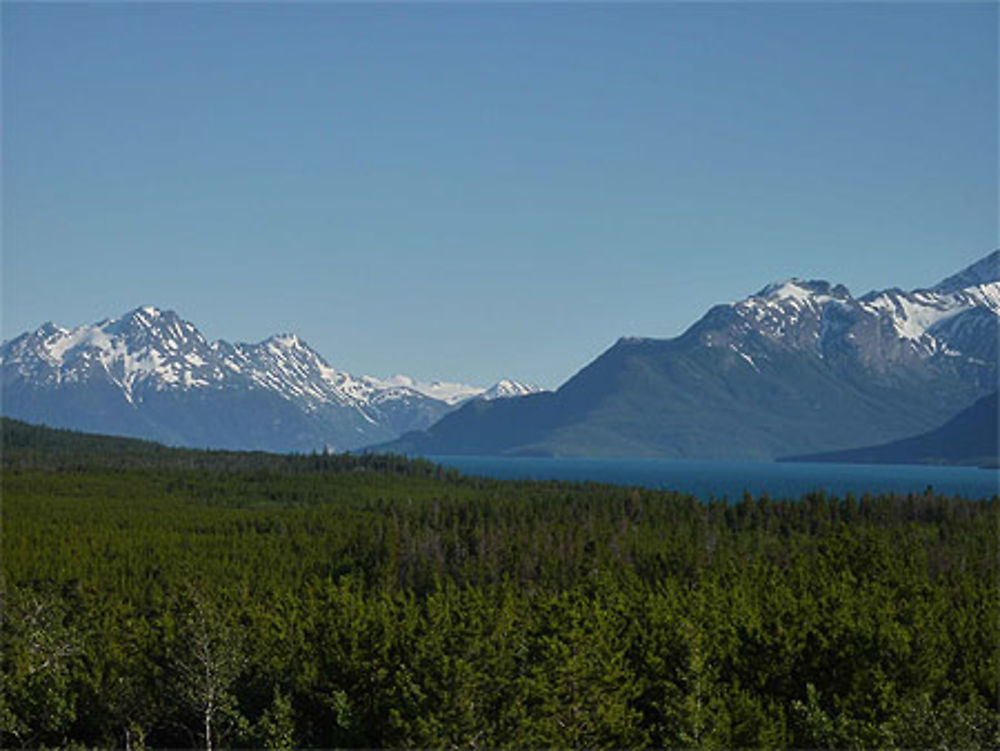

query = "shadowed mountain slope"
(781, 392), (998, 467)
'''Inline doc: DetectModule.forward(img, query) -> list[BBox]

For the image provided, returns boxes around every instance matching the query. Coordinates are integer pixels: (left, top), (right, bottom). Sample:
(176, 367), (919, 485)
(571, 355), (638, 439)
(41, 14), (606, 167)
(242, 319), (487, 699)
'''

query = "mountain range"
(380, 250), (999, 460)
(0, 308), (542, 452)
(3, 251), (997, 461)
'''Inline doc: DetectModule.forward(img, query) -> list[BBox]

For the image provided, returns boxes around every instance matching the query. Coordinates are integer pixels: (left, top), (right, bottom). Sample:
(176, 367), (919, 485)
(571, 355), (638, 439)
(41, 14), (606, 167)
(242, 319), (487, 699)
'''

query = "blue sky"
(3, 2), (996, 387)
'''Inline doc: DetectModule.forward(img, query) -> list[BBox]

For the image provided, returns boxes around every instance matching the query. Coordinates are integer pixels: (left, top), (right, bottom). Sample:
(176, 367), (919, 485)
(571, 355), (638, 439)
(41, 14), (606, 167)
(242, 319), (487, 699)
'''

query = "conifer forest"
(2, 420), (997, 749)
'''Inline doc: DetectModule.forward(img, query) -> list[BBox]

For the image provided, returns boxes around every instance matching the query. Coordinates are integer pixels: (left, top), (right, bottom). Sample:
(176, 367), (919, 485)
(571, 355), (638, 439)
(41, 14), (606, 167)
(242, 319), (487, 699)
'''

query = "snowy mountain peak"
(933, 249), (1000, 293)
(480, 379), (547, 400)
(136, 304), (163, 318)
(757, 278), (852, 303)
(99, 307), (200, 349)
(119, 305), (178, 327)
(263, 333), (311, 352)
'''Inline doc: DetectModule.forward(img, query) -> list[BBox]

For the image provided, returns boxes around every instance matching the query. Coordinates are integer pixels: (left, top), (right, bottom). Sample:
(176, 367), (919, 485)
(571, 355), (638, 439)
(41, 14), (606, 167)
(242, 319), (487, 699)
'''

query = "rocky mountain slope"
(0, 307), (541, 452)
(380, 251), (999, 460)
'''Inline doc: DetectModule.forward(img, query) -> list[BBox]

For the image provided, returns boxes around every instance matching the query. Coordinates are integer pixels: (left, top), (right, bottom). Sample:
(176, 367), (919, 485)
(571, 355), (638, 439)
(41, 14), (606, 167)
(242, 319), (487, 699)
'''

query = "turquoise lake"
(428, 455), (999, 501)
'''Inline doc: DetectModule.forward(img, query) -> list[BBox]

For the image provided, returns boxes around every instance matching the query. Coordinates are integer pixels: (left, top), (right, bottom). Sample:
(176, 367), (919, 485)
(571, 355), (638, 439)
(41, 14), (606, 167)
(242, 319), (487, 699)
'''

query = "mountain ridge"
(0, 307), (543, 452)
(378, 250), (999, 460)
(4, 251), (995, 459)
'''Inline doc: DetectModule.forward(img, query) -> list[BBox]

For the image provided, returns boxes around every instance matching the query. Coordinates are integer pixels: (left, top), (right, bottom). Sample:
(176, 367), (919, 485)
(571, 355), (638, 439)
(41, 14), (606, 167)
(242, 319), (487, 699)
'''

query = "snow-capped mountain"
(479, 379), (546, 400)
(374, 375), (485, 406)
(381, 250), (999, 460)
(0, 307), (542, 452)
(692, 249), (999, 388)
(374, 374), (545, 405)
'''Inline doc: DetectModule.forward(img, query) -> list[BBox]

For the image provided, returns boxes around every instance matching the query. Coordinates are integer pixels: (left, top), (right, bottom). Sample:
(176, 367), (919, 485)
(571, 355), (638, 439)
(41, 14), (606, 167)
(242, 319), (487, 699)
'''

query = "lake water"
(428, 455), (999, 501)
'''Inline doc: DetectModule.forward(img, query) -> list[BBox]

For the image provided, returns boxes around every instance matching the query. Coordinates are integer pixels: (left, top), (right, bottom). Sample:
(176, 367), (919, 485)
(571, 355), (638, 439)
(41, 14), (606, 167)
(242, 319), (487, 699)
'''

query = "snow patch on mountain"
(730, 252), (1000, 363)
(479, 379), (546, 400)
(858, 289), (965, 341)
(376, 375), (485, 405)
(758, 279), (851, 306)
(373, 375), (547, 404)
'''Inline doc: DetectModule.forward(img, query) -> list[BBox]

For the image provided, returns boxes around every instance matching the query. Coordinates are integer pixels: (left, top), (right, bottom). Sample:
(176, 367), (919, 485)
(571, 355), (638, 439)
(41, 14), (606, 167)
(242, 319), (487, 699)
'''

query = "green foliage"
(255, 689), (295, 751)
(2, 419), (997, 748)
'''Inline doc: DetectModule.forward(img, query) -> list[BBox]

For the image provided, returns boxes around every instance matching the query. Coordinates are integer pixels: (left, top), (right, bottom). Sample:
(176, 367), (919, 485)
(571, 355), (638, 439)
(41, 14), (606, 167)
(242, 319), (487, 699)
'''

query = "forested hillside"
(2, 420), (997, 749)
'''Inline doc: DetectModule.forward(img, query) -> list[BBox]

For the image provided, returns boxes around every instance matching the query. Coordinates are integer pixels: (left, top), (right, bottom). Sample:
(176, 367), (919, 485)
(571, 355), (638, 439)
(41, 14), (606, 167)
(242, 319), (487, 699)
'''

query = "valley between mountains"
(3, 250), (998, 461)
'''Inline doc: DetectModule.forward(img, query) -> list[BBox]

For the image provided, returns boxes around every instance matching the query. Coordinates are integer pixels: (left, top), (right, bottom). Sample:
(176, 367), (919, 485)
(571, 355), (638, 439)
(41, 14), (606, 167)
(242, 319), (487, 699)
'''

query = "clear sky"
(3, 2), (997, 388)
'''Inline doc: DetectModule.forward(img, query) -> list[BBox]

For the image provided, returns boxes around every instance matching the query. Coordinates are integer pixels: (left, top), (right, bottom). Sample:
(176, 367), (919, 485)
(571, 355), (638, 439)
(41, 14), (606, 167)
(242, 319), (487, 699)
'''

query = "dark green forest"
(2, 419), (998, 749)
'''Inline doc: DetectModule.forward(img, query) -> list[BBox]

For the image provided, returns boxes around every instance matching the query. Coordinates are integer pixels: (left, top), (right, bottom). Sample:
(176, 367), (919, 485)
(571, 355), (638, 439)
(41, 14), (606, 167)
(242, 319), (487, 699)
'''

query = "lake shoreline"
(427, 454), (999, 501)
